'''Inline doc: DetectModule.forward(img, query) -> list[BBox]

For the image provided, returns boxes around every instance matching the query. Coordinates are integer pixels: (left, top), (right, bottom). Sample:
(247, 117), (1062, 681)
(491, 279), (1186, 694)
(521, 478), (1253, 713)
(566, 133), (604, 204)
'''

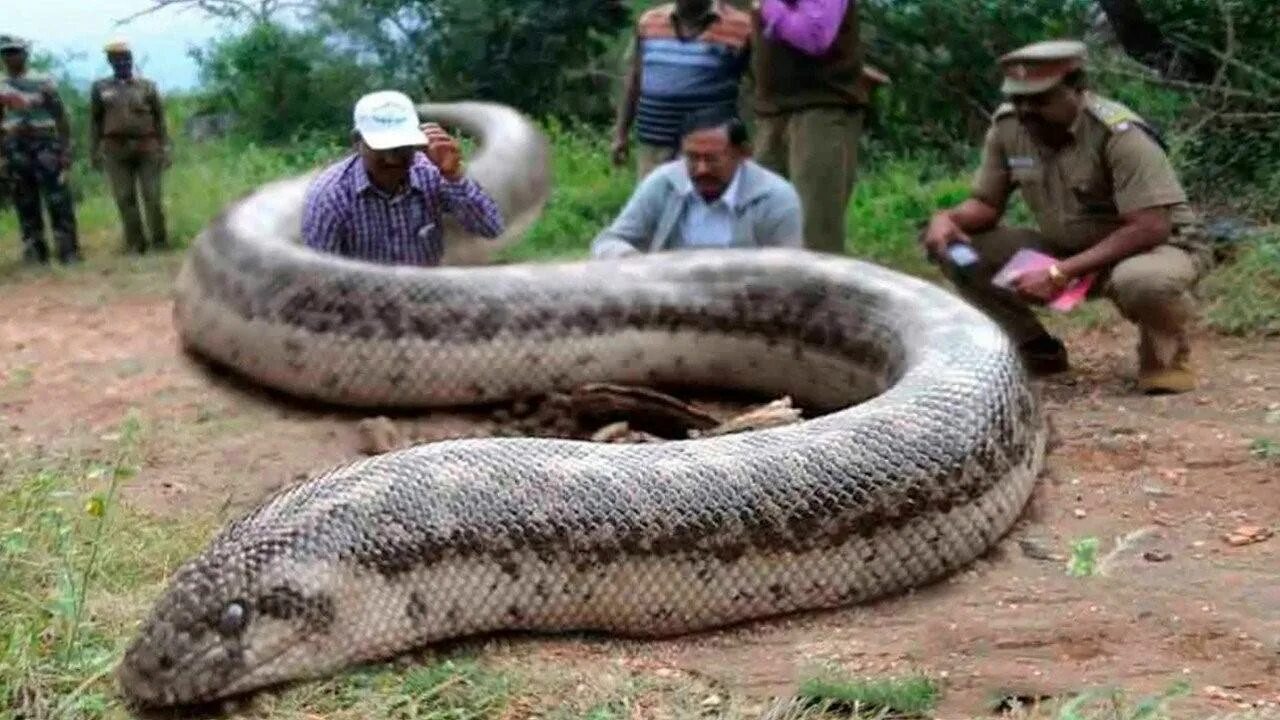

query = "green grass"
(784, 667), (940, 718)
(1250, 437), (1280, 463)
(0, 413), (210, 719)
(1202, 230), (1280, 336)
(993, 681), (1195, 720)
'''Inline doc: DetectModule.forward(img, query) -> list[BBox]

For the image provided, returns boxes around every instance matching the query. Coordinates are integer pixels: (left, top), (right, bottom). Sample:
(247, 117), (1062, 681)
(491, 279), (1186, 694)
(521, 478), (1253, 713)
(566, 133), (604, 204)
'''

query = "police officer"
(0, 34), (81, 265)
(90, 37), (170, 253)
(921, 40), (1211, 395)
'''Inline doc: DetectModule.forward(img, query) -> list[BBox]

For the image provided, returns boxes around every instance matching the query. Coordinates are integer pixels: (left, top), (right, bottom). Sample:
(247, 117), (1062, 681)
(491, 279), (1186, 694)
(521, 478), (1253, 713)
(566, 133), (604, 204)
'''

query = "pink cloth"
(759, 0), (850, 56)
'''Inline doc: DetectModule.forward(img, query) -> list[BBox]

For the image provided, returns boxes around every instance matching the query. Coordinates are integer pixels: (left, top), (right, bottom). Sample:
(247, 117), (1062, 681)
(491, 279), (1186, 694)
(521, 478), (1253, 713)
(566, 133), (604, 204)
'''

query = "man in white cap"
(301, 90), (504, 266)
(920, 39), (1211, 395)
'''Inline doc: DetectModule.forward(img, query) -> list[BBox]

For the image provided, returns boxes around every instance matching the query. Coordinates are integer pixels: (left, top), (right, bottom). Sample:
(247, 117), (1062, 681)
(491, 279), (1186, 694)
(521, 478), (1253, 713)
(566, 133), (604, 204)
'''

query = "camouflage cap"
(998, 39), (1087, 95)
(0, 34), (30, 52)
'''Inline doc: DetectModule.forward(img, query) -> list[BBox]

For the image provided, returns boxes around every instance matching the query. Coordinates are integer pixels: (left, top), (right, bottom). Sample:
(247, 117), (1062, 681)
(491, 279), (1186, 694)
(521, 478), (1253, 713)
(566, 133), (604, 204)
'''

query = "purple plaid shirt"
(301, 152), (504, 266)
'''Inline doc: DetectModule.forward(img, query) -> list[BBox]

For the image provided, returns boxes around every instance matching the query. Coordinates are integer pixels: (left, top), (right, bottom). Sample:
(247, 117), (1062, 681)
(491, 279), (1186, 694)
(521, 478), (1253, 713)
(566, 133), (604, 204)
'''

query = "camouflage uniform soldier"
(0, 34), (81, 265)
(921, 40), (1212, 395)
(90, 38), (170, 253)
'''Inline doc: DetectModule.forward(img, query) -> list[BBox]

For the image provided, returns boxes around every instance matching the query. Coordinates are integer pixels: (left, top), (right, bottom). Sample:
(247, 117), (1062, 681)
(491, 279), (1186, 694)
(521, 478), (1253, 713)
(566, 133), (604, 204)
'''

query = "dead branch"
(113, 0), (315, 25)
(691, 398), (804, 438)
(1209, 0), (1235, 93)
(1167, 29), (1280, 93)
(1217, 111), (1280, 121)
(568, 383), (721, 439)
(1094, 59), (1273, 104)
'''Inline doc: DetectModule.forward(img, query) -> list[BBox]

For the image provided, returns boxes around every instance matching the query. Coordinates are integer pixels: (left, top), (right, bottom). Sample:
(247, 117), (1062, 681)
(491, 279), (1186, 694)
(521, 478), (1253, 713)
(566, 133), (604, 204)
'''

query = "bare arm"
(1058, 207), (1170, 278)
(942, 197), (1003, 235)
(921, 197), (1002, 257)
(1058, 127), (1185, 279)
(611, 35), (641, 166)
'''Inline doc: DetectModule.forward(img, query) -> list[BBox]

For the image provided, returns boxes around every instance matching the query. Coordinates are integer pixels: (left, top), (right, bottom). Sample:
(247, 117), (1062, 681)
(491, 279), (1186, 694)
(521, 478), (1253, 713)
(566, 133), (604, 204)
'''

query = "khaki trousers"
(754, 106), (863, 255)
(635, 143), (677, 181)
(102, 137), (167, 252)
(940, 227), (1212, 373)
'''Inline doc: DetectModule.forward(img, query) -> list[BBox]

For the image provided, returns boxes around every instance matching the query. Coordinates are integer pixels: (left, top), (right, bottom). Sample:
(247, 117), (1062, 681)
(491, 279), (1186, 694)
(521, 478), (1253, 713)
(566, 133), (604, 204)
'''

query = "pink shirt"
(759, 0), (850, 56)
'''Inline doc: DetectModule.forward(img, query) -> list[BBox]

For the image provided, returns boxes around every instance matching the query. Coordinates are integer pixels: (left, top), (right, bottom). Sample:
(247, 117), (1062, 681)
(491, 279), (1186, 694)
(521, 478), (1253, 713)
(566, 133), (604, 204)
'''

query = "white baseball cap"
(352, 90), (427, 150)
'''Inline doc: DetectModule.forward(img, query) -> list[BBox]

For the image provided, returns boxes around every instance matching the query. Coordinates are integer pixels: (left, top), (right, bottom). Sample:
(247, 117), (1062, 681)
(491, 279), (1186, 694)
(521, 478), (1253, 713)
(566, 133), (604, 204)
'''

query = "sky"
(7, 0), (242, 91)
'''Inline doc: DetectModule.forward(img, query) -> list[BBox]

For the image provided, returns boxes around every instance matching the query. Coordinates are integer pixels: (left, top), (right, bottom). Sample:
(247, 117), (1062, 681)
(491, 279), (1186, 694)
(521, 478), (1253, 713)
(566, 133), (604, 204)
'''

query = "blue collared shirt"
(677, 165), (742, 249)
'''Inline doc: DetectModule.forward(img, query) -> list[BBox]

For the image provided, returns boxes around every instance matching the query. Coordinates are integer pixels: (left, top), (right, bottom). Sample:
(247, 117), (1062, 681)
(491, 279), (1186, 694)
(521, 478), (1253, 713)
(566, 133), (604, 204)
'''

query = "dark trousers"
(2, 134), (80, 264)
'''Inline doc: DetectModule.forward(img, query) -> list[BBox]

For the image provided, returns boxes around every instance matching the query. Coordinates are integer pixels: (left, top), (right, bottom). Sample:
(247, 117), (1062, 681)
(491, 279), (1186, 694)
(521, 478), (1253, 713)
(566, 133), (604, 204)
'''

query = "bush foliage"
(159, 0), (1280, 218)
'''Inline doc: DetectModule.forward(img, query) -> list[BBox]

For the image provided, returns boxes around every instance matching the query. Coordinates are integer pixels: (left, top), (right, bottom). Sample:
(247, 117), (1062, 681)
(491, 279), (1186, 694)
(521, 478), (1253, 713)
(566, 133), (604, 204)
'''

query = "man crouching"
(921, 40), (1212, 395)
(591, 107), (803, 258)
(302, 90), (504, 266)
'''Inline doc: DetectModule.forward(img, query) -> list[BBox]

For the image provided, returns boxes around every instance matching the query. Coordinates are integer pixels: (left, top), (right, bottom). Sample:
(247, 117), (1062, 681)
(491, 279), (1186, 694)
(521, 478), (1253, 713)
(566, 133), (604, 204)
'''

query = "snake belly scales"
(116, 101), (1047, 708)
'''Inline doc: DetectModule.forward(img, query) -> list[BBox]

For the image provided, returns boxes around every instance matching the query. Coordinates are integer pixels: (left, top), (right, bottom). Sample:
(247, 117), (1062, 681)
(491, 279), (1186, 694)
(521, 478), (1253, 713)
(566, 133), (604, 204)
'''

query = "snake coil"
(117, 101), (1046, 708)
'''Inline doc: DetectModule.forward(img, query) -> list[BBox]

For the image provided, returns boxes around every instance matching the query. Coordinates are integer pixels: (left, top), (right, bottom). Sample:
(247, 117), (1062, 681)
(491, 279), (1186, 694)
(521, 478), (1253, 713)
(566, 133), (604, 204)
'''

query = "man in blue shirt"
(591, 107), (803, 258)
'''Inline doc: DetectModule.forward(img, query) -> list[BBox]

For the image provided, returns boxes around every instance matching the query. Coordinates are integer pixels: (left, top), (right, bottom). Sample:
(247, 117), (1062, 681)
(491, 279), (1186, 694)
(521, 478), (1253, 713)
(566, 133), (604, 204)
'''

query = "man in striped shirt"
(302, 90), (504, 266)
(611, 0), (753, 179)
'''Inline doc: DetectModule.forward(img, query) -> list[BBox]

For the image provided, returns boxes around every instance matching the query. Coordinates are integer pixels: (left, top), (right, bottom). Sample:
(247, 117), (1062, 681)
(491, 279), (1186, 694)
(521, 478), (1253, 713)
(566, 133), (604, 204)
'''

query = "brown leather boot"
(1019, 333), (1070, 376)
(1136, 330), (1196, 395)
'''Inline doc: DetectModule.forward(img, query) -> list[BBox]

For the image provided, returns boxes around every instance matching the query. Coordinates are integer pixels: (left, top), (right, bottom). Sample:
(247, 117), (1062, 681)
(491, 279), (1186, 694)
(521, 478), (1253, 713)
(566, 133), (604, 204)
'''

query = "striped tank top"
(635, 2), (751, 149)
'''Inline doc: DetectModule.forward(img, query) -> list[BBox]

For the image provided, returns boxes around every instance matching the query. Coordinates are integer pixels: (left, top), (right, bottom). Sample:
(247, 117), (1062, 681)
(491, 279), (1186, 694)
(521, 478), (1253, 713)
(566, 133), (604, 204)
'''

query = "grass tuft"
(996, 680), (1195, 720)
(762, 666), (940, 719)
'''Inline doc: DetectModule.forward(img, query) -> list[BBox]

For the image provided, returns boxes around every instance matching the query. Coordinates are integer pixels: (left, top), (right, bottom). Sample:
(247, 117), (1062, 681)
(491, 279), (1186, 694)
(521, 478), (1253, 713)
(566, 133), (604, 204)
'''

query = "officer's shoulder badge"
(1085, 94), (1143, 134)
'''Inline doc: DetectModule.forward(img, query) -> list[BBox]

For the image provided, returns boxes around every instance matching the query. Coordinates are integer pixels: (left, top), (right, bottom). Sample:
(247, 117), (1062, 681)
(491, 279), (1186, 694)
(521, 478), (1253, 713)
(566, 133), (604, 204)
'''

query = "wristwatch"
(1047, 263), (1069, 287)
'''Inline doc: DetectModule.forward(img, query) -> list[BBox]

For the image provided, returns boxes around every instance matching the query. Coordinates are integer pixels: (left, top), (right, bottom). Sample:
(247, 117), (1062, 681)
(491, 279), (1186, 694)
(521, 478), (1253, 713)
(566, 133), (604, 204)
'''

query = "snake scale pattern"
(117, 102), (1047, 708)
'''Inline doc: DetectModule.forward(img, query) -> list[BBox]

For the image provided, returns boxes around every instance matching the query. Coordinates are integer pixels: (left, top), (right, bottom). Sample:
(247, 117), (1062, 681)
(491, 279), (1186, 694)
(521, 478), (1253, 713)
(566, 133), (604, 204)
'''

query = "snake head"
(116, 555), (256, 709)
(117, 537), (338, 709)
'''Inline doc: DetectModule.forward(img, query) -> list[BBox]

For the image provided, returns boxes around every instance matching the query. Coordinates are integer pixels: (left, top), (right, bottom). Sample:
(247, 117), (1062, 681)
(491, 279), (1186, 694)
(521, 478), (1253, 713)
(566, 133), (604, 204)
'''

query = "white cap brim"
(359, 126), (428, 151)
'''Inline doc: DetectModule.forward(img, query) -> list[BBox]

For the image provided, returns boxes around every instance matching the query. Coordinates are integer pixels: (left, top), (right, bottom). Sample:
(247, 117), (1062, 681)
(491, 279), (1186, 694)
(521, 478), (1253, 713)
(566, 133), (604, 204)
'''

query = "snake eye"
(218, 601), (248, 636)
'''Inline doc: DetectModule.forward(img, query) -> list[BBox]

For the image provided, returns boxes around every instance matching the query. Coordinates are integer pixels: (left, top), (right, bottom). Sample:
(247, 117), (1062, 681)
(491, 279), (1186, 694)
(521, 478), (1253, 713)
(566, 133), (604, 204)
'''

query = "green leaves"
(860, 0), (1095, 153)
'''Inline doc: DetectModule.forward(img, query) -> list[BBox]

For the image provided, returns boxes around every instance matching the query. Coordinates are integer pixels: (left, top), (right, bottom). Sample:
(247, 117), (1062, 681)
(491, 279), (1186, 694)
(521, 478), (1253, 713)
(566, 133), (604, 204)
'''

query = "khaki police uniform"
(90, 39), (170, 252)
(940, 41), (1210, 394)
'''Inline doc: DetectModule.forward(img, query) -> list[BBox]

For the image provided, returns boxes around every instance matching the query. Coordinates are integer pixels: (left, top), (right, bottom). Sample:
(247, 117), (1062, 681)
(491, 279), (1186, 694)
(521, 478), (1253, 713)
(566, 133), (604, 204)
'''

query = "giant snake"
(117, 101), (1047, 708)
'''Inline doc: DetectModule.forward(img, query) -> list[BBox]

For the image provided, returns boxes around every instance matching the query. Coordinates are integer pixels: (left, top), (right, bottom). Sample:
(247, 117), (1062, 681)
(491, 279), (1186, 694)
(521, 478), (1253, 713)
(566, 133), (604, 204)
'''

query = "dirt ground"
(1, 261), (1278, 719)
